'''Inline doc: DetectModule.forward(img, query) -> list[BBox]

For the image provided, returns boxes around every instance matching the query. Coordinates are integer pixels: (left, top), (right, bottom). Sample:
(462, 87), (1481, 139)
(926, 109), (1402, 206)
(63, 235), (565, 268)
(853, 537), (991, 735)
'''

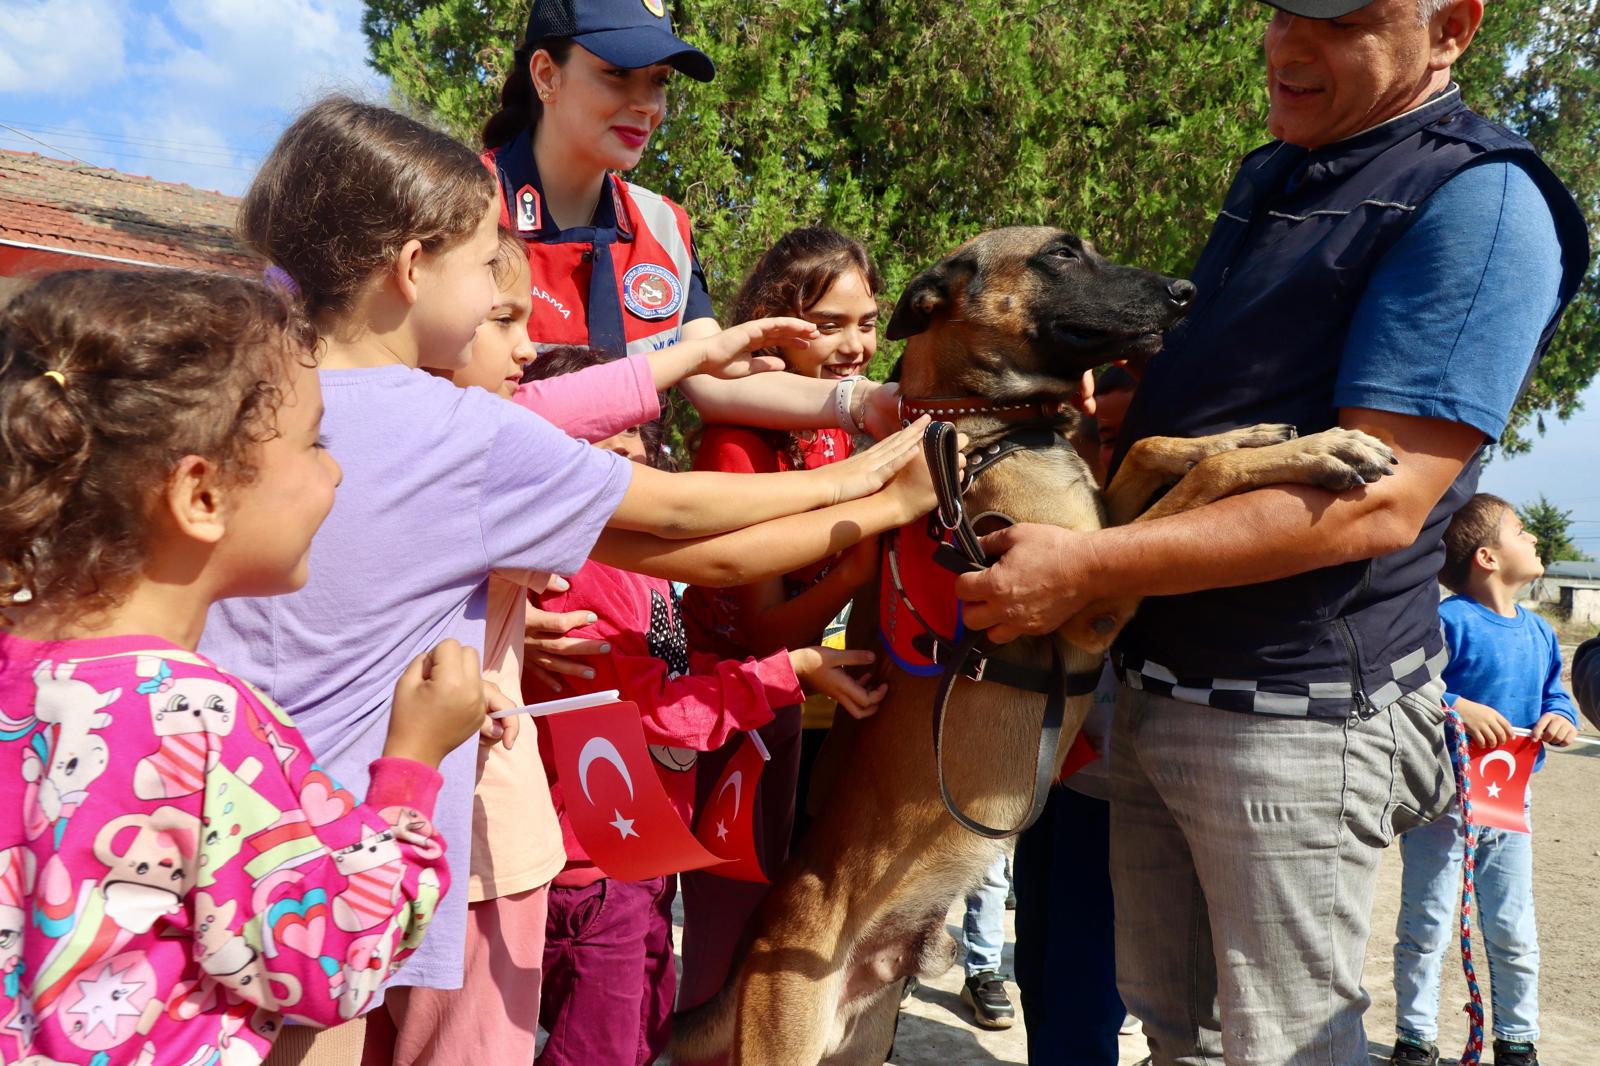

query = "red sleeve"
(540, 564), (802, 750)
(610, 647), (799, 750)
(692, 425), (780, 474)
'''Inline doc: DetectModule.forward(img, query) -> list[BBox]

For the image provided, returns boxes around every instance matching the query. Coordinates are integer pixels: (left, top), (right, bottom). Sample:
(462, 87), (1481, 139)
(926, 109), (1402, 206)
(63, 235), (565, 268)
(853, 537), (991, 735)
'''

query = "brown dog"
(672, 227), (1397, 1065)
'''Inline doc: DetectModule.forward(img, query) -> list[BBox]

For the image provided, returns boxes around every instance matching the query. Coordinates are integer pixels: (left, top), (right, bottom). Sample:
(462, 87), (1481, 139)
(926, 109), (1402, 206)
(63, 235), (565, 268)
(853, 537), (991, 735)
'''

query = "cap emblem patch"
(642, 0), (665, 16)
(623, 263), (683, 320)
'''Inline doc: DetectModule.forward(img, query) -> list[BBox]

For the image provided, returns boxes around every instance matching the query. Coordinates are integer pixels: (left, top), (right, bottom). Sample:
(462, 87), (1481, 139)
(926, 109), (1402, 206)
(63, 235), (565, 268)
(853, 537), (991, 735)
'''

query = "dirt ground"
(885, 722), (1599, 1065)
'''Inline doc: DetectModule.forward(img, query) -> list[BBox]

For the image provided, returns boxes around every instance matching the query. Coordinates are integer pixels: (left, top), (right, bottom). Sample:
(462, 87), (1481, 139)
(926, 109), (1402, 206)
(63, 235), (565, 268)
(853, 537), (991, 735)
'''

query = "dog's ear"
(886, 254), (975, 341)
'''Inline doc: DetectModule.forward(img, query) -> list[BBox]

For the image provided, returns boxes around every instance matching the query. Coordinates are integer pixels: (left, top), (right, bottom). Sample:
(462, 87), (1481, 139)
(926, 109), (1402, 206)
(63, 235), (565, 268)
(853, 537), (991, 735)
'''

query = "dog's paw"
(1218, 422), (1299, 449)
(1298, 428), (1398, 490)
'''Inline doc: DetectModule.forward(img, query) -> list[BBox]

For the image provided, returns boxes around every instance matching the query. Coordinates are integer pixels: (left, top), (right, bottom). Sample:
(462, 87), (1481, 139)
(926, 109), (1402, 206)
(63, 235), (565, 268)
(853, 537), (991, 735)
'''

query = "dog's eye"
(1050, 246), (1080, 262)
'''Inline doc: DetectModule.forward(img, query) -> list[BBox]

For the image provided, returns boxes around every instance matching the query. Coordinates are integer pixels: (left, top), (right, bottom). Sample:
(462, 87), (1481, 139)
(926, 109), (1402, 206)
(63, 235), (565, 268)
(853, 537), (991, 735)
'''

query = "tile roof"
(0, 148), (256, 273)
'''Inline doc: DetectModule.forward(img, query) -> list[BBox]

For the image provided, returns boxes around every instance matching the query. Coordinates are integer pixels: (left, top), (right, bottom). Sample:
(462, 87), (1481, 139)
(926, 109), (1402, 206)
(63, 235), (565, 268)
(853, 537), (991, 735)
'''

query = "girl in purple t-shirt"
(0, 269), (495, 1066)
(200, 96), (938, 1042)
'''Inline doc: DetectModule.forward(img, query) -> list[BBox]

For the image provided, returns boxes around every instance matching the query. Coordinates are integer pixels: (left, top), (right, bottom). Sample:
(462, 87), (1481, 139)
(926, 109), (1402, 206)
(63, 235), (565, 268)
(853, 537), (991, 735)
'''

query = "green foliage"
(1517, 493), (1591, 563)
(365, 0), (1599, 448)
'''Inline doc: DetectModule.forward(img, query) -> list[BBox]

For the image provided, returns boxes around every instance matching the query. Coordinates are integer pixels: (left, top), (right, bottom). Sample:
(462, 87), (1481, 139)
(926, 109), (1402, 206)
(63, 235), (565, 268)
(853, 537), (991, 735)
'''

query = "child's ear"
(1474, 543), (1500, 573)
(165, 455), (227, 546)
(393, 239), (426, 307)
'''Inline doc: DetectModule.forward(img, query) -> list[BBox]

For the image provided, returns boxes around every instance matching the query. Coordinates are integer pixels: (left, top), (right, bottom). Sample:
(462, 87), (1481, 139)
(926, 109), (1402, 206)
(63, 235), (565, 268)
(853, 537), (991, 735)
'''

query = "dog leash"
(917, 419), (1098, 839)
(1445, 707), (1486, 1066)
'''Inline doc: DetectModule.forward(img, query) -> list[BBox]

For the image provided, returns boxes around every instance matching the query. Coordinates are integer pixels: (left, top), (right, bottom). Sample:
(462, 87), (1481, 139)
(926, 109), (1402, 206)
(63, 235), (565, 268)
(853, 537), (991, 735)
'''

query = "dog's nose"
(1167, 279), (1197, 306)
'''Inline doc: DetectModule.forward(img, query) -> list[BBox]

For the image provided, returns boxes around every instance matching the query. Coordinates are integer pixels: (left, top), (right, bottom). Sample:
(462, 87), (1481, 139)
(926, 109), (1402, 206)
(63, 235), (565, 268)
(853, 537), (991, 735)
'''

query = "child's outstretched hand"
(1454, 696), (1514, 748)
(648, 318), (818, 390)
(1530, 711), (1578, 747)
(815, 417), (929, 505)
(385, 639), (488, 768)
(789, 646), (888, 719)
(696, 318), (820, 379)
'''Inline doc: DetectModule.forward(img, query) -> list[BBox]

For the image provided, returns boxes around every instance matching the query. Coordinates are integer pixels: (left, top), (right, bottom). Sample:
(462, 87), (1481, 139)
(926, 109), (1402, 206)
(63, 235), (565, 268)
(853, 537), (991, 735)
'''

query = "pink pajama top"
(0, 633), (447, 1065)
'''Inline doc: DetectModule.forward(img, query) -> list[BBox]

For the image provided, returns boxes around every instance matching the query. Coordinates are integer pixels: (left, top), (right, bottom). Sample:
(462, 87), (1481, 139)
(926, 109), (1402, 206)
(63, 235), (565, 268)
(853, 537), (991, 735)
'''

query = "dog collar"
(898, 394), (1061, 426)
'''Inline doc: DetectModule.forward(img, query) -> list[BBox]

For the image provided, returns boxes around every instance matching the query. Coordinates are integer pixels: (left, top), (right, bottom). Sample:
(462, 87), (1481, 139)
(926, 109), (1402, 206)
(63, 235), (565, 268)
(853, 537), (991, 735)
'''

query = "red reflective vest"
(483, 128), (703, 357)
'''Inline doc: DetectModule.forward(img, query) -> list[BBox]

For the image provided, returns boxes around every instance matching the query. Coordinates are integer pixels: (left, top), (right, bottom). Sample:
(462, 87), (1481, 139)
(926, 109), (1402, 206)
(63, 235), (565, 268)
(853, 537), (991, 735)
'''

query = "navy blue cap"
(1259, 0), (1372, 15)
(525, 0), (715, 82)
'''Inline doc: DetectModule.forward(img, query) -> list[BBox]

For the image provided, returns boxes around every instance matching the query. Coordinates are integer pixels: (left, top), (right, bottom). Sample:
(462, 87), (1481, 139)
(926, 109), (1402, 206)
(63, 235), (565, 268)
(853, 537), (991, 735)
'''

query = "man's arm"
(956, 406), (1482, 642)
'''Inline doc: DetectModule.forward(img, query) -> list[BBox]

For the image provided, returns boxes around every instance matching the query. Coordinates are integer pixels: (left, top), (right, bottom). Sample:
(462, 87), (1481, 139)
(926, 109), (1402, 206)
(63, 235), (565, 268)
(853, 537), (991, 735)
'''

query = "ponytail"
(482, 39), (575, 150)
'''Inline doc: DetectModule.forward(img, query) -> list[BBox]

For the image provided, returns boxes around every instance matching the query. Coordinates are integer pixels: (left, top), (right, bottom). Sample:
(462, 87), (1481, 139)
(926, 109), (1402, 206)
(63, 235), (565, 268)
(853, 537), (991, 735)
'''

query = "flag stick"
(749, 731), (772, 762)
(1508, 726), (1600, 749)
(492, 689), (621, 719)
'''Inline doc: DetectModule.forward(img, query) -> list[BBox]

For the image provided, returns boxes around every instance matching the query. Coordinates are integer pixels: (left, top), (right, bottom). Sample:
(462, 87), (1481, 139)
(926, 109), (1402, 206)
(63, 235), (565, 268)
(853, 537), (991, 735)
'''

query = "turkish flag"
(543, 700), (725, 880)
(1464, 735), (1540, 834)
(693, 733), (768, 883)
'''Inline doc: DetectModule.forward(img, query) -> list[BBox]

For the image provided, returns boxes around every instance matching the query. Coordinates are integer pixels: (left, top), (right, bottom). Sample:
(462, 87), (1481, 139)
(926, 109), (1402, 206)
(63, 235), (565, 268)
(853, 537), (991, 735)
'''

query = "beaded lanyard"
(1444, 707), (1486, 1066)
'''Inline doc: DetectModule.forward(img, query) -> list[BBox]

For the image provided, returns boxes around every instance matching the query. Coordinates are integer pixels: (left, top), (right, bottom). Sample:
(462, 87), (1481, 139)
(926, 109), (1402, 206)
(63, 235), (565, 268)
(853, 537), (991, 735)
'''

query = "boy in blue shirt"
(1390, 494), (1579, 1066)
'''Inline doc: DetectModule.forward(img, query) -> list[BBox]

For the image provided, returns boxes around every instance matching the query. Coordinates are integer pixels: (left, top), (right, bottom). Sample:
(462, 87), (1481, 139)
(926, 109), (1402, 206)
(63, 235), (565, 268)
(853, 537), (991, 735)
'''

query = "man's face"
(1264, 0), (1450, 149)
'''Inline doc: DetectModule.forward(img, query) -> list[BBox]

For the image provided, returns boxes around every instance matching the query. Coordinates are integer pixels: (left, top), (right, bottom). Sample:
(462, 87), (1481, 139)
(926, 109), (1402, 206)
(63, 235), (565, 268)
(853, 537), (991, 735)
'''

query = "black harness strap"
(915, 420), (1099, 840)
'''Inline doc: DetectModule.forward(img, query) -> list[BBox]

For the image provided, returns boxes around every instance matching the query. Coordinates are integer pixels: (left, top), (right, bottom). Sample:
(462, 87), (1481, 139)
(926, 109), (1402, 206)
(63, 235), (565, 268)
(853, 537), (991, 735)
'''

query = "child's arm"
(184, 688), (452, 1026)
(513, 355), (660, 442)
(183, 643), (487, 1025)
(679, 370), (904, 439)
(1532, 632), (1580, 746)
(556, 621), (879, 746)
(511, 318), (819, 442)
(594, 453), (934, 586)
(607, 417), (931, 540)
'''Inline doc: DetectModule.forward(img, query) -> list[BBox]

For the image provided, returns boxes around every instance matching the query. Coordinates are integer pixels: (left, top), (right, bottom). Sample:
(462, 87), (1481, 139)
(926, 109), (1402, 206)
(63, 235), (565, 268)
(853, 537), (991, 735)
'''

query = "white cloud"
(0, 0), (127, 95)
(145, 0), (382, 113)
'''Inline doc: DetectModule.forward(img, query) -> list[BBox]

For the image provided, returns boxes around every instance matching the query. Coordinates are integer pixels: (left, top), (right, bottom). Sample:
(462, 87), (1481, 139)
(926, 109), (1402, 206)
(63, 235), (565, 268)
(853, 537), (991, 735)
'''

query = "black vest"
(1114, 88), (1590, 718)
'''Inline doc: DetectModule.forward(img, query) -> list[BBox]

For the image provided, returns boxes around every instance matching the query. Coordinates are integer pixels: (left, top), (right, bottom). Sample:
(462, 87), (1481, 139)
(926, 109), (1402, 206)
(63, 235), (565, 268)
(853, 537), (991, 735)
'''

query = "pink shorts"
(362, 885), (550, 1066)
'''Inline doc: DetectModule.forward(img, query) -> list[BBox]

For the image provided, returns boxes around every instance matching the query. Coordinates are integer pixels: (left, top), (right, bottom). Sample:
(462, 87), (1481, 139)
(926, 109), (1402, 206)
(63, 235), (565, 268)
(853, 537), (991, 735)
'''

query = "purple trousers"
(538, 875), (675, 1066)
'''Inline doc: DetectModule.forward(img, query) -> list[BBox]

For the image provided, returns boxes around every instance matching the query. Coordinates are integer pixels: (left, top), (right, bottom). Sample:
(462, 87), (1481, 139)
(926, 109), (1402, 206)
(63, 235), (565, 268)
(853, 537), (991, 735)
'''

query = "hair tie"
(263, 265), (300, 296)
(41, 370), (66, 388)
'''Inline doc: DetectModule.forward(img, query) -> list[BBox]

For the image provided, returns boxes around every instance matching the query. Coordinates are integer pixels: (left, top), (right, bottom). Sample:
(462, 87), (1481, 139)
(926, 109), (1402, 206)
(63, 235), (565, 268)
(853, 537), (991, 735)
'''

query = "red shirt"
(680, 426), (855, 660)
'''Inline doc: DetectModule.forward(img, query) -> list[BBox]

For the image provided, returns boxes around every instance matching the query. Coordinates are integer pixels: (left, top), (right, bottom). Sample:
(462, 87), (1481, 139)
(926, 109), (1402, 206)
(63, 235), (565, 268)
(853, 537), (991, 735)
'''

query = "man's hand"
(955, 524), (1102, 644)
(1454, 696), (1514, 748)
(1531, 711), (1578, 747)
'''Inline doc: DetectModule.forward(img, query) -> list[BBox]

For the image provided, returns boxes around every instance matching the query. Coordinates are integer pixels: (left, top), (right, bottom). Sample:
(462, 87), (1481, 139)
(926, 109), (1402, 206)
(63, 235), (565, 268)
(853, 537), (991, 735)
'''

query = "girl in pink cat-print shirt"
(0, 270), (493, 1065)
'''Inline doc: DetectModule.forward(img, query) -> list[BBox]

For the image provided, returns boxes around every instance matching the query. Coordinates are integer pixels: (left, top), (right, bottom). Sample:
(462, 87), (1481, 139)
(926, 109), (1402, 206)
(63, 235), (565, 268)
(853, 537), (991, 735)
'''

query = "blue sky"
(2, 1), (1595, 543)
(0, 0), (380, 195)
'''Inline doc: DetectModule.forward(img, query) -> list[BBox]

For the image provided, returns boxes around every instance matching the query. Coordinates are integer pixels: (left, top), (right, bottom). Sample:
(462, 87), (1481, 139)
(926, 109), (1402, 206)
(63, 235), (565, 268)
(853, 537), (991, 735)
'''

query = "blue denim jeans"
(1393, 795), (1539, 1042)
(963, 850), (1009, 976)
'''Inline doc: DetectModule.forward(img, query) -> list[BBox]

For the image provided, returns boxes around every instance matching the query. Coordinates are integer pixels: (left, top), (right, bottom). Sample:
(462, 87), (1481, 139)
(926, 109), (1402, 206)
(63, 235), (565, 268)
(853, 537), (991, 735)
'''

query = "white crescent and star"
(578, 737), (636, 803)
(578, 737), (642, 839)
(716, 771), (744, 821)
(1477, 749), (1518, 800)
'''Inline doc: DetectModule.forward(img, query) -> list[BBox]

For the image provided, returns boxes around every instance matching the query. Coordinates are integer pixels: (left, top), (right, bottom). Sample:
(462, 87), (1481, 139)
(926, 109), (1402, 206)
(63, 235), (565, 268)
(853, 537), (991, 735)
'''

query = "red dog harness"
(878, 418), (1101, 839)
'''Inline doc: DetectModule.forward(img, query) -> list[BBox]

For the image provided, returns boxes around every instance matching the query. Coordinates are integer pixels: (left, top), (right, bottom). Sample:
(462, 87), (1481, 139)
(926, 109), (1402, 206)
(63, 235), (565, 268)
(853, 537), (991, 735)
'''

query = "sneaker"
(960, 971), (1015, 1030)
(1493, 1039), (1539, 1066)
(1389, 1036), (1439, 1066)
